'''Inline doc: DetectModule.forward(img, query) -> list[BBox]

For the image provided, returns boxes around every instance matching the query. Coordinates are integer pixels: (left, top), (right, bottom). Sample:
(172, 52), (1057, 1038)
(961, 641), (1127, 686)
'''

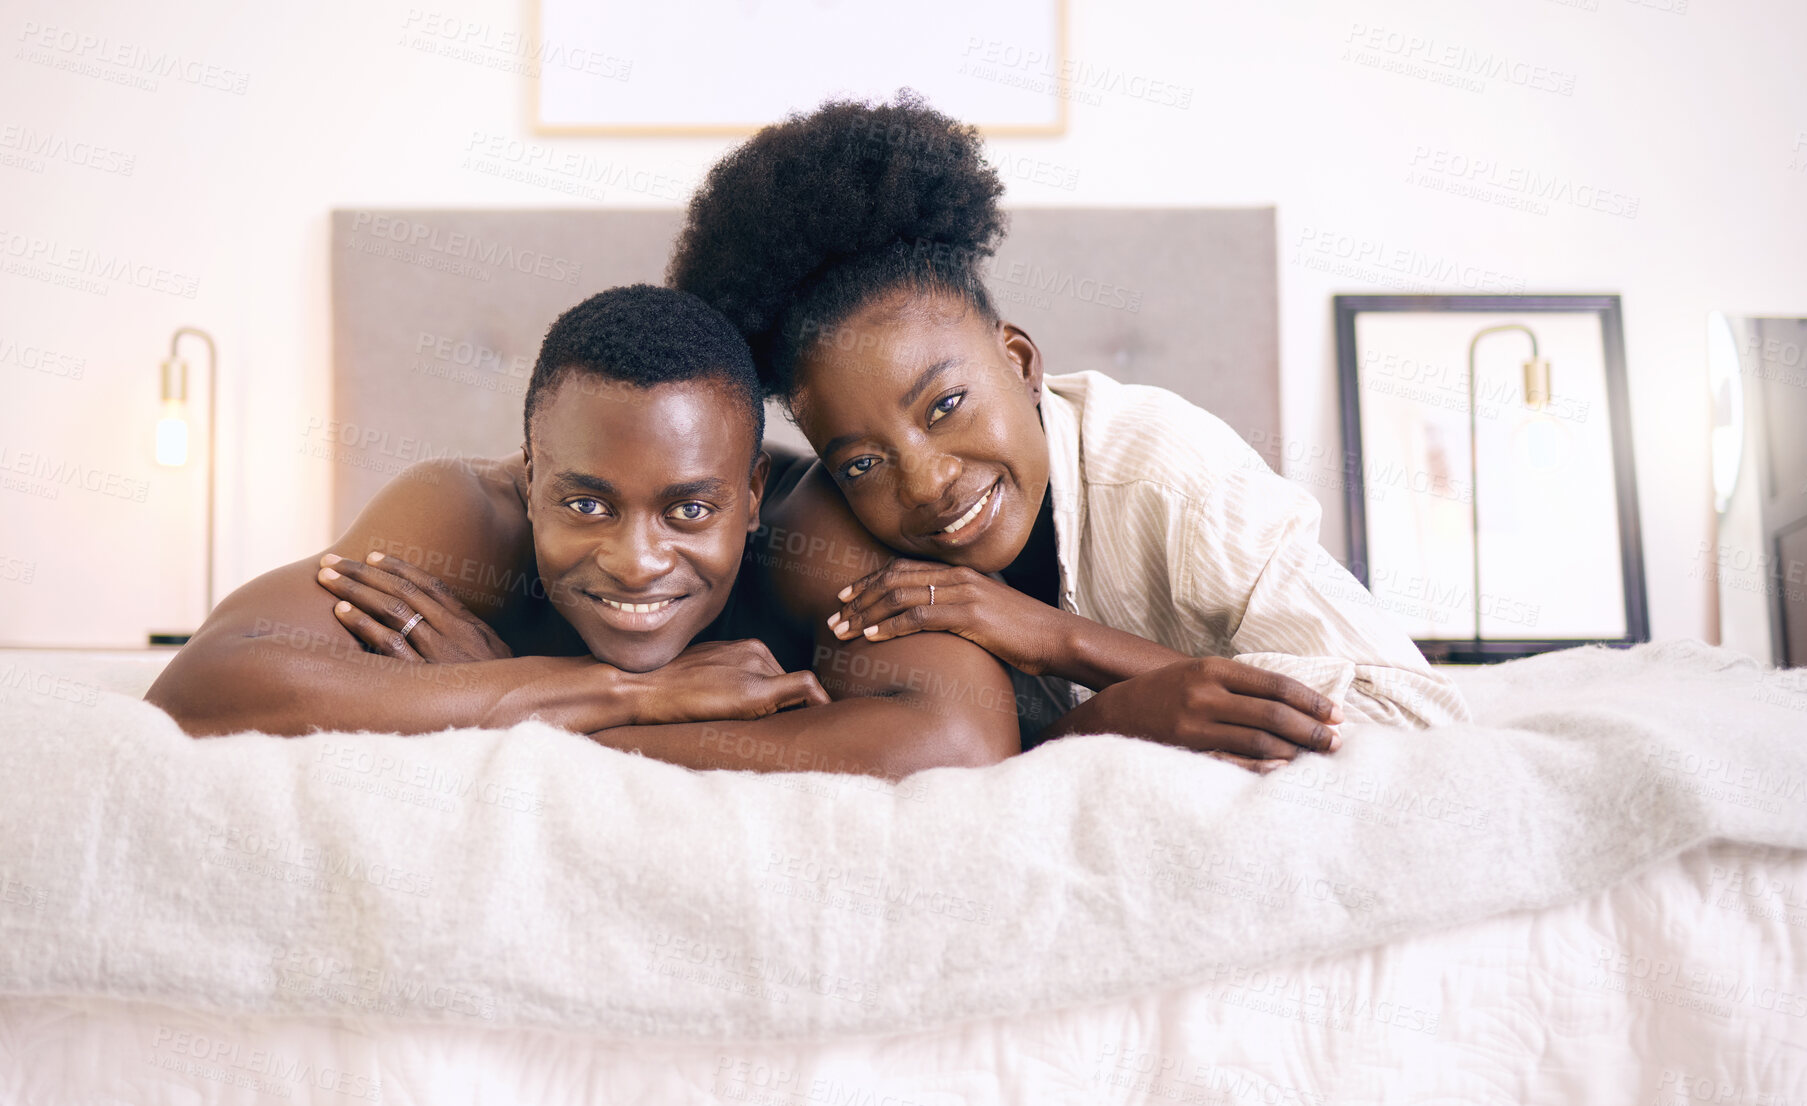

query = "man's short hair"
(523, 284), (765, 461)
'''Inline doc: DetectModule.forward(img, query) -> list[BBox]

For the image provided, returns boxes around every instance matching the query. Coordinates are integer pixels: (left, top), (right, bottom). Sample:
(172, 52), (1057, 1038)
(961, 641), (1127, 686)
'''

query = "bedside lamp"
(1464, 323), (1553, 646)
(152, 327), (218, 644)
(155, 361), (189, 467)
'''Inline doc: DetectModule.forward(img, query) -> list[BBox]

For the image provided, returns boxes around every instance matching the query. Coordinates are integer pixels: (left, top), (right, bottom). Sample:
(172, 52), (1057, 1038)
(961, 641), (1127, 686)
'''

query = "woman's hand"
(1058, 656), (1345, 766)
(316, 552), (514, 662)
(826, 557), (1066, 675)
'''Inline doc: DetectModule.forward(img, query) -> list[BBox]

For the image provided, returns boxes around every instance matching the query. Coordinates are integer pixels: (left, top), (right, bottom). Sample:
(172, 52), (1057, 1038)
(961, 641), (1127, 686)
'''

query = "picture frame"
(1333, 294), (1649, 663)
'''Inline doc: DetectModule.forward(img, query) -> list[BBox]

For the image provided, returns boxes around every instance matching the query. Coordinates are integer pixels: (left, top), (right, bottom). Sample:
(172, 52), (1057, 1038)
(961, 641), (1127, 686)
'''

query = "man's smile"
(583, 590), (690, 632)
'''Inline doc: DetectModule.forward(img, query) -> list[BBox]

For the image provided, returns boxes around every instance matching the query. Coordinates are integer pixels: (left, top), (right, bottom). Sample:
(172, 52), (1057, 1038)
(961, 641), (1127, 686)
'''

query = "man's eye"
(668, 502), (713, 522)
(840, 456), (878, 481)
(566, 497), (607, 516)
(927, 392), (965, 426)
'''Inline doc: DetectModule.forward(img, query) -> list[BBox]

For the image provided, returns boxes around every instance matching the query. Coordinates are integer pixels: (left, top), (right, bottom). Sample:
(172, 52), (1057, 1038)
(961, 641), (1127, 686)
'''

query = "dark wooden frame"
(1333, 294), (1649, 663)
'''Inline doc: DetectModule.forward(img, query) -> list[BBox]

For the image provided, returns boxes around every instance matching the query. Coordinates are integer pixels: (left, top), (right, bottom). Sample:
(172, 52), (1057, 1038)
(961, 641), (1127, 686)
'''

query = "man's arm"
(145, 457), (635, 736)
(585, 465), (1022, 780)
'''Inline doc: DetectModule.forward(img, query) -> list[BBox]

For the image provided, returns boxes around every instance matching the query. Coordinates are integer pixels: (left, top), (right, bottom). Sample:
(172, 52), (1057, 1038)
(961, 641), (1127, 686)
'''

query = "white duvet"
(1, 638), (1804, 1103)
(4, 839), (1802, 1104)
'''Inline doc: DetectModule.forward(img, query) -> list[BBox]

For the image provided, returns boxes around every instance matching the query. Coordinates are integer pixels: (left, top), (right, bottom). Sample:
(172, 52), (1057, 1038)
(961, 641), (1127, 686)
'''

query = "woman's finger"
(1213, 658), (1343, 724)
(838, 568), (947, 625)
(1177, 722), (1304, 762)
(835, 564), (894, 604)
(833, 563), (952, 626)
(833, 556), (941, 604)
(1216, 691), (1340, 753)
(831, 584), (941, 640)
(333, 600), (422, 660)
(855, 602), (948, 644)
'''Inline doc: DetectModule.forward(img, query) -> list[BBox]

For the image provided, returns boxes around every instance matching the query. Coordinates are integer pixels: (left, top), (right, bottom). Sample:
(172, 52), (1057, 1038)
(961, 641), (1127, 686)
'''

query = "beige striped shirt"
(1035, 370), (1473, 729)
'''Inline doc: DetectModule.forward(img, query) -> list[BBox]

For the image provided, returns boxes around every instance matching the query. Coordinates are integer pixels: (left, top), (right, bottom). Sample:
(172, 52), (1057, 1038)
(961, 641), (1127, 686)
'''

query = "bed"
(4, 208), (1804, 1101)
(1, 640), (1804, 1103)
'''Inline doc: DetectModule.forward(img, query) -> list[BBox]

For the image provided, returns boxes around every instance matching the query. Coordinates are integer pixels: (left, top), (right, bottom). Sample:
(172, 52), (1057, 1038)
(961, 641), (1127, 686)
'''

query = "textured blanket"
(0, 638), (1802, 1042)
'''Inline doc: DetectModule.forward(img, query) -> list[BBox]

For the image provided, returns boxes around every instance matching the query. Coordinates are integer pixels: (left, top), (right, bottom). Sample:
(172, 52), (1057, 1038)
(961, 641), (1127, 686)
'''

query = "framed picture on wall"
(531, 0), (1067, 135)
(1333, 294), (1649, 663)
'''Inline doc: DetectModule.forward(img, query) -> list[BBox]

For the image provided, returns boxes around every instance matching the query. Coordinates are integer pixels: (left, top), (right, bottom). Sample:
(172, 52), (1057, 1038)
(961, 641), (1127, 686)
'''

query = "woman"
(667, 92), (1471, 756)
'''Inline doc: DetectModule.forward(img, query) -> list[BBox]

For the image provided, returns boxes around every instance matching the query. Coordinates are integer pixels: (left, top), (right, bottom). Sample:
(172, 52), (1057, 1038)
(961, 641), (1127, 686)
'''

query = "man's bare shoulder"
(334, 454), (536, 623)
(339, 453), (525, 546)
(755, 462), (893, 622)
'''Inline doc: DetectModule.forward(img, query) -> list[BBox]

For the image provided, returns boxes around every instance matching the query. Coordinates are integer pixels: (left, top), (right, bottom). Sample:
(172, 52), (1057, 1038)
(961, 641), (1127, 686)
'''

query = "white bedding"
(1, 638), (1804, 1102)
(4, 841), (1803, 1104)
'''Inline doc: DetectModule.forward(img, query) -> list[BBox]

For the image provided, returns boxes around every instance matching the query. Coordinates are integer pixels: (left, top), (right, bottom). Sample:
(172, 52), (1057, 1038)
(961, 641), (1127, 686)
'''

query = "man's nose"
(895, 449), (961, 511)
(594, 516), (677, 590)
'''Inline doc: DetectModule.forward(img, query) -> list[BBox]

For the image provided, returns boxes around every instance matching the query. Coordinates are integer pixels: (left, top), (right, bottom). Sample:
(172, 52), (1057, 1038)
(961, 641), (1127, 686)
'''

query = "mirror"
(1707, 313), (1807, 668)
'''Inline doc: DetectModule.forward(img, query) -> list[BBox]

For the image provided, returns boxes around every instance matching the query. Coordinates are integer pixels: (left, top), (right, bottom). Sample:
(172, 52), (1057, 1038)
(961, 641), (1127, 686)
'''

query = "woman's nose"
(895, 450), (960, 510)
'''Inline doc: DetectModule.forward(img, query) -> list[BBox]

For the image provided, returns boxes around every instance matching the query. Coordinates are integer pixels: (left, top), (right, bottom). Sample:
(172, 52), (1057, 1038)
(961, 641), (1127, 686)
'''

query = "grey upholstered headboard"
(328, 208), (1278, 533)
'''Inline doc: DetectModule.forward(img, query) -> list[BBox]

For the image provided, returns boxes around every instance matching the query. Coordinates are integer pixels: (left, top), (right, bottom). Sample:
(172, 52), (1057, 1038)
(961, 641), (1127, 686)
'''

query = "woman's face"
(791, 290), (1050, 575)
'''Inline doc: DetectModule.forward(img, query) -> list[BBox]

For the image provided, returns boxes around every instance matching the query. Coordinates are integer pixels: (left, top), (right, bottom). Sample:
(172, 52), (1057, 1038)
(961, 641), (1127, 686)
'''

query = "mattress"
(1, 642), (1803, 1103)
(5, 839), (1802, 1104)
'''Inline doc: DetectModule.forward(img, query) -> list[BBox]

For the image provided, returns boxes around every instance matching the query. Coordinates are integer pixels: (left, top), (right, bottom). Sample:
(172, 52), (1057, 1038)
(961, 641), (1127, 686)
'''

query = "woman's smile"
(918, 478), (1003, 549)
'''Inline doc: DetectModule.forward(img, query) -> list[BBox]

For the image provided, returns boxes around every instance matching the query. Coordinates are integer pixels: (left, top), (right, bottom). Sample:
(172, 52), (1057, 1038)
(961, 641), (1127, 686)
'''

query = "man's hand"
(622, 638), (831, 725)
(480, 642), (830, 734)
(318, 551), (829, 727)
(1067, 656), (1345, 770)
(825, 557), (1066, 674)
(316, 552), (513, 662)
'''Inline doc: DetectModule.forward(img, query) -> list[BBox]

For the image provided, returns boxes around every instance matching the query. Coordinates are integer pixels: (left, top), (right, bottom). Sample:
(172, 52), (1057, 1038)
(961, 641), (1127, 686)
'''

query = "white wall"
(2, 0), (1803, 647)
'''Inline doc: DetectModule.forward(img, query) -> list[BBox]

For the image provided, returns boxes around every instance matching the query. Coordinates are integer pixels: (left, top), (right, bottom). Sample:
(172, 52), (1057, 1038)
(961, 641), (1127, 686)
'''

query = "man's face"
(526, 373), (764, 673)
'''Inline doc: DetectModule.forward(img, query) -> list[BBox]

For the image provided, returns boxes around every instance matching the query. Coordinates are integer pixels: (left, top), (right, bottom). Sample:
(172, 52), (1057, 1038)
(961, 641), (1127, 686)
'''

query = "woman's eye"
(927, 392), (965, 425)
(669, 502), (712, 522)
(566, 497), (607, 516)
(840, 456), (877, 481)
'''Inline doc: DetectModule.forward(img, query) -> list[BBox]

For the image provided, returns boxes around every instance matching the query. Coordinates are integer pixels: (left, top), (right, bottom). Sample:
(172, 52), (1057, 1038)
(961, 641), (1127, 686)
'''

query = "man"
(147, 285), (1022, 779)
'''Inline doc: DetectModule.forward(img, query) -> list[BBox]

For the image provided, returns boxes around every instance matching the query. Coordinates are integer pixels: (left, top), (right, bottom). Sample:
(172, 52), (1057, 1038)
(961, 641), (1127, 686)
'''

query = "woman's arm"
(820, 554), (1345, 766)
(823, 510), (1465, 731)
(825, 558), (1188, 689)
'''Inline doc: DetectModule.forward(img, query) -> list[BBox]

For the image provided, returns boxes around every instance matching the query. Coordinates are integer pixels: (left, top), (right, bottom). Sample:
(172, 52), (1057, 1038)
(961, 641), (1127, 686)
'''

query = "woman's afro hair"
(667, 90), (1008, 397)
